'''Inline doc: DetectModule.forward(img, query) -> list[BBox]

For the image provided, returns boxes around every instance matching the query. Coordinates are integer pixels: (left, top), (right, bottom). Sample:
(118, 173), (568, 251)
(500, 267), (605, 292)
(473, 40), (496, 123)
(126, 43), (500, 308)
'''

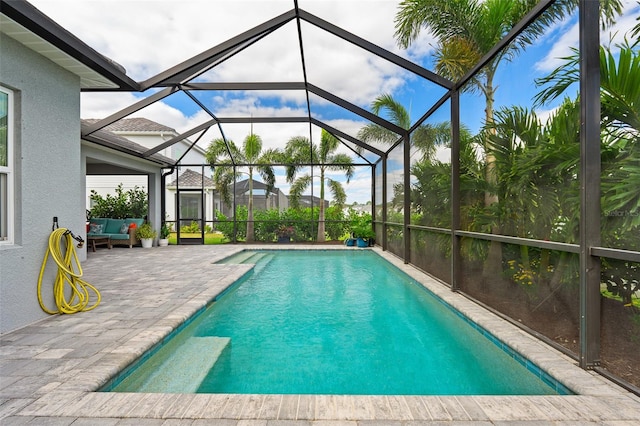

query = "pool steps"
(252, 253), (275, 274)
(220, 250), (256, 263)
(217, 251), (276, 274)
(116, 336), (230, 393)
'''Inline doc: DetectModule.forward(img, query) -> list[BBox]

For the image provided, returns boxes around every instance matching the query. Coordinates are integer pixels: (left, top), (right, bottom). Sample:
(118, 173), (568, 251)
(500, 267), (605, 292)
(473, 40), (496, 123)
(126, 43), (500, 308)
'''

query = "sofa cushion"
(109, 233), (131, 240)
(89, 218), (108, 229)
(89, 223), (103, 234)
(104, 219), (125, 234)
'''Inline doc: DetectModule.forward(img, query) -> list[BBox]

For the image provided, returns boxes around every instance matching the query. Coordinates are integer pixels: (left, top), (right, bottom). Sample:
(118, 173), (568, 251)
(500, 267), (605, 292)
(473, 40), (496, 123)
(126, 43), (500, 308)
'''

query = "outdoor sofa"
(87, 218), (145, 248)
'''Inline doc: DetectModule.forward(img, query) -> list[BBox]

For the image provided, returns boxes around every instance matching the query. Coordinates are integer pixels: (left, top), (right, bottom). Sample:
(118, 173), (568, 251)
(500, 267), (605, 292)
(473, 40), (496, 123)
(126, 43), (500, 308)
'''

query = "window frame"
(0, 85), (14, 245)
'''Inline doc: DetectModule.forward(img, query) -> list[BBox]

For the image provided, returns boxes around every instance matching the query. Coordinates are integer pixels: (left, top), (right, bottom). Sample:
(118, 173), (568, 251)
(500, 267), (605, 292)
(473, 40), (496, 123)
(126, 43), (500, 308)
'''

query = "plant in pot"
(351, 216), (376, 248)
(136, 222), (157, 248)
(158, 223), (171, 247)
(275, 224), (295, 243)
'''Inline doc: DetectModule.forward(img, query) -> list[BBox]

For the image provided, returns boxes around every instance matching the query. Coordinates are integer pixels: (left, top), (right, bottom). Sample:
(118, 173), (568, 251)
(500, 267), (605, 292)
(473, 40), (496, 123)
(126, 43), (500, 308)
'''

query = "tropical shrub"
(89, 184), (147, 219)
(180, 221), (201, 233)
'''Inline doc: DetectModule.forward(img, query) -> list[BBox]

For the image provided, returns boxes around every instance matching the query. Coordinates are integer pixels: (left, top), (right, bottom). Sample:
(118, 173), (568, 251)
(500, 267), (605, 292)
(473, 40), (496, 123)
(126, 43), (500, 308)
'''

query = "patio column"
(403, 132), (411, 264)
(451, 90), (461, 292)
(382, 154), (388, 251)
(578, 0), (601, 368)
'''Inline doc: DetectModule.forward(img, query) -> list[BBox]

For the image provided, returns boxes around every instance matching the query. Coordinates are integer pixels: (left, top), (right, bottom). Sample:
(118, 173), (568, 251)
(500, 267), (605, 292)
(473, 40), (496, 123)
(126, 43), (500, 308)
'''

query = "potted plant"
(136, 222), (157, 248)
(351, 215), (376, 248)
(275, 224), (295, 243)
(158, 223), (171, 247)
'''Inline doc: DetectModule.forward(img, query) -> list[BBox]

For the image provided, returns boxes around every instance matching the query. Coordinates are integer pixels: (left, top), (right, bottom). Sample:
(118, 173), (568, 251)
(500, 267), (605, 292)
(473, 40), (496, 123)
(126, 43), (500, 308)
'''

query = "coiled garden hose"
(37, 228), (101, 314)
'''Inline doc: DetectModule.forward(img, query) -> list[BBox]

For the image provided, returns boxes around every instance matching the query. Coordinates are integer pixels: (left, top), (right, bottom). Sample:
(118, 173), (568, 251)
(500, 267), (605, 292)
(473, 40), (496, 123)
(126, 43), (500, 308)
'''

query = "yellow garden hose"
(37, 228), (101, 314)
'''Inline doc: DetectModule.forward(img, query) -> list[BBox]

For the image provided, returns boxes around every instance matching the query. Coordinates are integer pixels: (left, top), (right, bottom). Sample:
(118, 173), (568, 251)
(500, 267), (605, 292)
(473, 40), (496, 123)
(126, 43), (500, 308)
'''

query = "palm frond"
(357, 124), (399, 145)
(370, 93), (411, 129)
(600, 43), (640, 131)
(327, 179), (347, 209)
(326, 153), (355, 183)
(320, 129), (341, 161)
(533, 48), (580, 108)
(243, 133), (263, 163)
(205, 138), (239, 164)
(257, 166), (276, 196)
(288, 175), (312, 209)
(394, 0), (436, 49)
(212, 164), (238, 207)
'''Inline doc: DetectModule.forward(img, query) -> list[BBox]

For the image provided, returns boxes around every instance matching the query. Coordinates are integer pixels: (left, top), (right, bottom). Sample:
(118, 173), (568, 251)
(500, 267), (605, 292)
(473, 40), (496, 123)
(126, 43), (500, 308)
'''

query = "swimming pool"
(107, 250), (569, 395)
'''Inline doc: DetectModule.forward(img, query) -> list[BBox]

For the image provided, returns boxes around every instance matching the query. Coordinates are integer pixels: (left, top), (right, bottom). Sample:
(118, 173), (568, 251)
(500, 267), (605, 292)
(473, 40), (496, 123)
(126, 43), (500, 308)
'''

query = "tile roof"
(169, 169), (215, 188)
(83, 117), (177, 133)
(232, 178), (280, 195)
(81, 119), (175, 166)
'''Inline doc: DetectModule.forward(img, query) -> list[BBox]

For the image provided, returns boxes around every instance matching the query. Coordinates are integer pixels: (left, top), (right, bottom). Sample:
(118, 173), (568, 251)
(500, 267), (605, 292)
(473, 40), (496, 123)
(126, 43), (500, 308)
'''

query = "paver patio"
(1, 245), (640, 424)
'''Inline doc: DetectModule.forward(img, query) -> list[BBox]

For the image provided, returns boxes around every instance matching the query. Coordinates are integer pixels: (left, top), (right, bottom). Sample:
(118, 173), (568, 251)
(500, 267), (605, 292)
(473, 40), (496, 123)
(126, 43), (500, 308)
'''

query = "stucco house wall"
(0, 35), (85, 333)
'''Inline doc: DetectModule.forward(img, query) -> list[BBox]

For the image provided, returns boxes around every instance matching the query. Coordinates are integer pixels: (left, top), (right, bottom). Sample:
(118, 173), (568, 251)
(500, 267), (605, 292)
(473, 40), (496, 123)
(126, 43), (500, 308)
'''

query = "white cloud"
(534, 21), (579, 73)
(534, 106), (559, 127)
(535, 1), (639, 73)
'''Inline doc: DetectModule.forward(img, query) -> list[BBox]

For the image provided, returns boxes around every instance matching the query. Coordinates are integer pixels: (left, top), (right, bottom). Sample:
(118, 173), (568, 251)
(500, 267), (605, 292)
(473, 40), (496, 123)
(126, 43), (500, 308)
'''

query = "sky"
(27, 0), (640, 204)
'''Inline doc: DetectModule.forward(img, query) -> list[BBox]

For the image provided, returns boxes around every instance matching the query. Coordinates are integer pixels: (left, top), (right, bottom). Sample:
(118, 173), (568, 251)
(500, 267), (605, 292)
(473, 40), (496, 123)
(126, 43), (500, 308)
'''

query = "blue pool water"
(109, 250), (566, 395)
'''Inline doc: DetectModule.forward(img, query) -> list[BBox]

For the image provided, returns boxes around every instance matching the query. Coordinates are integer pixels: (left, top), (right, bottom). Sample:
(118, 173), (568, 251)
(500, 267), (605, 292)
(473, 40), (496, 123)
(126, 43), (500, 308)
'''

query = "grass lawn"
(601, 289), (640, 308)
(168, 232), (229, 245)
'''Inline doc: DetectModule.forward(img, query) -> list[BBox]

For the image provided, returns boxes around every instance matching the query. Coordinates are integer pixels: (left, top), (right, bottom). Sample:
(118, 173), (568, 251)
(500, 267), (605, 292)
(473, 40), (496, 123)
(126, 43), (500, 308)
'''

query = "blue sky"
(29, 0), (640, 203)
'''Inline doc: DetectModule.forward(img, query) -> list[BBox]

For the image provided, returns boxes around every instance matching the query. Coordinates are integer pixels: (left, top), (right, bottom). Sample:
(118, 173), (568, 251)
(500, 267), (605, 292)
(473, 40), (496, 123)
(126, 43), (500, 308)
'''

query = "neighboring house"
(166, 169), (217, 230)
(294, 195), (330, 210)
(220, 178), (288, 217)
(84, 117), (210, 224)
(0, 1), (171, 334)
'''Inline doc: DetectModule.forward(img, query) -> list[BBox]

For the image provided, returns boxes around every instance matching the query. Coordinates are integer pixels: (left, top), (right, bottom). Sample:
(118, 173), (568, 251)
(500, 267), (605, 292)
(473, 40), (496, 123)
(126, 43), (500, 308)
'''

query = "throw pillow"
(89, 223), (103, 234)
(120, 223), (130, 234)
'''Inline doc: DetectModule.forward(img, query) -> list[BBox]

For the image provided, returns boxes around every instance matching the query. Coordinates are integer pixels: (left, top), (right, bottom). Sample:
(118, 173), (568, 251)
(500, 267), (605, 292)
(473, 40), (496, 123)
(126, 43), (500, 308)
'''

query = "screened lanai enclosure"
(77, 0), (639, 393)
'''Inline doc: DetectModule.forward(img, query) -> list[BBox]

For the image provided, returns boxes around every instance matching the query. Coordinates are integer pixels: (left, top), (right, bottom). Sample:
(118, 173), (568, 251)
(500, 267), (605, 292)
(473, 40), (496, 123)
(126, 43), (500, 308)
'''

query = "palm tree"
(205, 133), (279, 243)
(394, 0), (622, 134)
(534, 39), (640, 236)
(394, 0), (622, 276)
(284, 130), (355, 242)
(358, 93), (452, 215)
(358, 93), (448, 160)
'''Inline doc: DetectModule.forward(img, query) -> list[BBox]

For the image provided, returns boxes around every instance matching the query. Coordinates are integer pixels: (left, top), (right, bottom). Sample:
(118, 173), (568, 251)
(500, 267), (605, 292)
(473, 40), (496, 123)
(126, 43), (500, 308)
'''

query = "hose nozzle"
(63, 229), (85, 249)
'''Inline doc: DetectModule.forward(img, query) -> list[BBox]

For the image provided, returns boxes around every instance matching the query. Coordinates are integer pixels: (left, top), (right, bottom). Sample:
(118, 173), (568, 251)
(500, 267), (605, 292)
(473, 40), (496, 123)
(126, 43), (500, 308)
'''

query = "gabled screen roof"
(77, 1), (453, 166)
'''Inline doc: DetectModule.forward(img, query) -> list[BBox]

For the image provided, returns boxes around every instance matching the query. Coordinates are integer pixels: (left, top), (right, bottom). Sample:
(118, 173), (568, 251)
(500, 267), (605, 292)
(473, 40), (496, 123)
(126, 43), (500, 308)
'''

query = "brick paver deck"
(2, 245), (639, 424)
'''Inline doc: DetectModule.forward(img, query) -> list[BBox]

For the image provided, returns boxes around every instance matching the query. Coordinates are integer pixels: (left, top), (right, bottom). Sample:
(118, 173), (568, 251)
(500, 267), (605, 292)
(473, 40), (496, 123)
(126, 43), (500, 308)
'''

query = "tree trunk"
(317, 167), (326, 242)
(481, 72), (503, 279)
(246, 168), (255, 242)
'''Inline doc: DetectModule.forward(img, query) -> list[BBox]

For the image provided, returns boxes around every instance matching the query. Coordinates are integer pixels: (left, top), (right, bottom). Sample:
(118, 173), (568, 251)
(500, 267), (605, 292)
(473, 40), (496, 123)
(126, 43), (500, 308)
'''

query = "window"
(0, 86), (13, 244)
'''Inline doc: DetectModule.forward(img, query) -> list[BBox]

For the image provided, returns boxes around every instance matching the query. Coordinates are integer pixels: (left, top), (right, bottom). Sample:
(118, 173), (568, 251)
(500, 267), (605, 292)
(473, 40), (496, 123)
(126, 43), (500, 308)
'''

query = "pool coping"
(2, 244), (640, 423)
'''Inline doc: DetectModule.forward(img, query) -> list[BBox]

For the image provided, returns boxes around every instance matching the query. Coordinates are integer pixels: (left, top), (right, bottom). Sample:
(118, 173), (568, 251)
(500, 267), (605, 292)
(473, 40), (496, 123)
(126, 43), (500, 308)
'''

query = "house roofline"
(81, 121), (175, 167)
(1, 0), (139, 91)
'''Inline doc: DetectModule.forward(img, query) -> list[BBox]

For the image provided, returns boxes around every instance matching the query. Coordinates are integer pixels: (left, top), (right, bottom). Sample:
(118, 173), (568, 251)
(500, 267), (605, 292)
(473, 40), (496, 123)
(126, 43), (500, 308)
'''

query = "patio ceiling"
(78, 1), (454, 167)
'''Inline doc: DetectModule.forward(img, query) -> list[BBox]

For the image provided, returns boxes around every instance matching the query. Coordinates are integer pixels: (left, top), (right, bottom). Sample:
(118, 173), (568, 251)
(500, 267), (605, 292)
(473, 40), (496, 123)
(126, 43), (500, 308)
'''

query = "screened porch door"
(177, 189), (204, 244)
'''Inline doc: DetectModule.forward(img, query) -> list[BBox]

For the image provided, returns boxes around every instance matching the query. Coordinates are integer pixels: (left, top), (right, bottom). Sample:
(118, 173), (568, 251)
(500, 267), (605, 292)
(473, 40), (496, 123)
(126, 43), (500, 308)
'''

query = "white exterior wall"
(0, 35), (85, 334)
(86, 175), (147, 209)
